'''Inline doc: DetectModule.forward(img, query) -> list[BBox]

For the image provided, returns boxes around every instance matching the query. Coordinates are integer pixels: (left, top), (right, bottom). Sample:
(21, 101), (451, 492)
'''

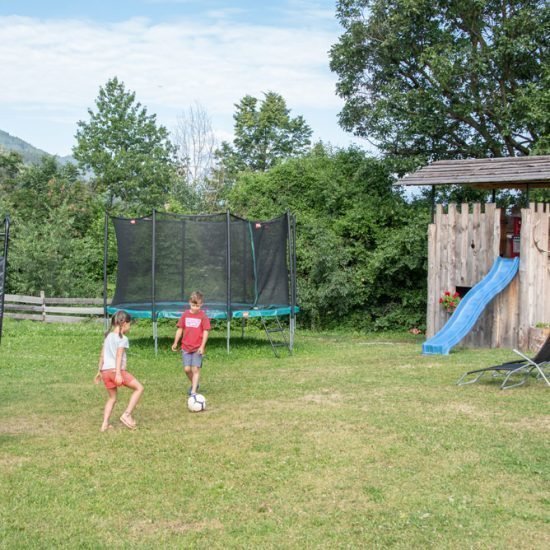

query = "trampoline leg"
(227, 319), (230, 353)
(289, 316), (295, 353)
(153, 321), (158, 355)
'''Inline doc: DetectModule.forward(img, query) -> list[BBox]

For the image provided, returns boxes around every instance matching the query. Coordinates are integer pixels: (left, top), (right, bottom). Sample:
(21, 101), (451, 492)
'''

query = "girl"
(95, 310), (144, 431)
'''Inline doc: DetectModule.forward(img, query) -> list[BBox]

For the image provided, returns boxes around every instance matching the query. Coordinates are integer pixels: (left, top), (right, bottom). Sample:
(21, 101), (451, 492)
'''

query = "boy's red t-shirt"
(177, 310), (211, 352)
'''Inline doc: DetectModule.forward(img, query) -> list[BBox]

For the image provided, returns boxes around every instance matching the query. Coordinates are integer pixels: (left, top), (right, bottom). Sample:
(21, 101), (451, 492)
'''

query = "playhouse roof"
(396, 155), (550, 189)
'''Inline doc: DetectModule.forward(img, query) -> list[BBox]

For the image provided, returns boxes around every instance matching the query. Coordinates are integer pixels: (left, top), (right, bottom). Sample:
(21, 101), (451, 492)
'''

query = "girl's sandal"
(120, 413), (136, 430)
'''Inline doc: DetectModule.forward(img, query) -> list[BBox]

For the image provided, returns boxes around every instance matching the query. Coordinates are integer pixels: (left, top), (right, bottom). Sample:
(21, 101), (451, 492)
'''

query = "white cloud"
(0, 12), (356, 155)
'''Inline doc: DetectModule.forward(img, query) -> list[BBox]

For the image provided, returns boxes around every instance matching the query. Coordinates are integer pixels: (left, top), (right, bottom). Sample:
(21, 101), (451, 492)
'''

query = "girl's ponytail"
(106, 310), (132, 338)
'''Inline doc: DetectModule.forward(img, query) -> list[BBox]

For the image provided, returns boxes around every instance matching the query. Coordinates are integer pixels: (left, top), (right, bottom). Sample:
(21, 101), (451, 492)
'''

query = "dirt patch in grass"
(503, 415), (550, 432)
(432, 402), (497, 422)
(0, 414), (64, 436)
(0, 455), (31, 471)
(302, 391), (343, 404)
(131, 517), (224, 536)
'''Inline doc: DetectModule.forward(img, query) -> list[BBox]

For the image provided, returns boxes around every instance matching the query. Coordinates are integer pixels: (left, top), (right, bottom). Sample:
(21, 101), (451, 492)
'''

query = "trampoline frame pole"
(180, 217), (185, 301)
(0, 215), (10, 345)
(102, 212), (109, 331)
(152, 209), (158, 354)
(226, 210), (231, 353)
(290, 213), (297, 352)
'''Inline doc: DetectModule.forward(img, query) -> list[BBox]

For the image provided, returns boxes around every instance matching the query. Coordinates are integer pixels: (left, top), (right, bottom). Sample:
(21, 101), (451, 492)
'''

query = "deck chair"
(457, 335), (550, 390)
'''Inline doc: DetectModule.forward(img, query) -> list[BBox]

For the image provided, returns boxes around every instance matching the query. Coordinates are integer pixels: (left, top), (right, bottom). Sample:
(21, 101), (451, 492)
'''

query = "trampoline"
(0, 214), (10, 345)
(104, 211), (298, 352)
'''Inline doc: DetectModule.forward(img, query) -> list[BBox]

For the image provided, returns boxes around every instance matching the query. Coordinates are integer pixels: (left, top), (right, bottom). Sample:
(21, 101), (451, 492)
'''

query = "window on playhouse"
(456, 286), (471, 298)
(500, 213), (522, 258)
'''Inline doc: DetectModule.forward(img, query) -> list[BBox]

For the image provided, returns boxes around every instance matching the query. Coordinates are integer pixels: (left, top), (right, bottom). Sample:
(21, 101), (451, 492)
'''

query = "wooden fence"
(3, 292), (109, 323)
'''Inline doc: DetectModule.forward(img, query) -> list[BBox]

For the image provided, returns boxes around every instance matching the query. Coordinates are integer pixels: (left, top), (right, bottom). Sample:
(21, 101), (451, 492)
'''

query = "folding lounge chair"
(457, 335), (550, 390)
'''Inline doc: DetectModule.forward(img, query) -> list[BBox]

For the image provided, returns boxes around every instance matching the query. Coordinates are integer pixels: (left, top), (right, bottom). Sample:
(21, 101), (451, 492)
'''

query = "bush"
(228, 146), (429, 330)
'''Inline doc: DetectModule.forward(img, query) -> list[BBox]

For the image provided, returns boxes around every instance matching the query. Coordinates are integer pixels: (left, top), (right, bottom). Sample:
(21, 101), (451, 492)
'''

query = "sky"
(0, 0), (366, 157)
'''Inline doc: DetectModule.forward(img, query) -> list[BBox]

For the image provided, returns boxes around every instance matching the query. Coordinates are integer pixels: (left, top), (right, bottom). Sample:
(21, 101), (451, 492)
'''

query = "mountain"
(0, 129), (75, 166)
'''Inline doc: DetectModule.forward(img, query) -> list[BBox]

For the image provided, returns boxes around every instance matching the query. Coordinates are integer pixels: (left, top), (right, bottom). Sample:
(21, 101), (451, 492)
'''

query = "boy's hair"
(107, 310), (132, 338)
(189, 291), (204, 304)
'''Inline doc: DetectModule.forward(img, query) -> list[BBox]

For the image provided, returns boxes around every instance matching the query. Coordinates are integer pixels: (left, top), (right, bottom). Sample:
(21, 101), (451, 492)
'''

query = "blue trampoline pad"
(106, 302), (299, 320)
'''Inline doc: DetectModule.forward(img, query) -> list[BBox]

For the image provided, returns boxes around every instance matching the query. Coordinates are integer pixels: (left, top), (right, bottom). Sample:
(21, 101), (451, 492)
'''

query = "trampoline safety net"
(109, 212), (293, 317)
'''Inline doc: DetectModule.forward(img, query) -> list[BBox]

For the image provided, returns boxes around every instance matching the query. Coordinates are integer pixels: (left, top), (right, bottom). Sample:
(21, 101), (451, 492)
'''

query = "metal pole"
(152, 209), (158, 354)
(289, 212), (297, 352)
(180, 217), (186, 302)
(430, 185), (436, 223)
(226, 210), (231, 353)
(286, 211), (292, 351)
(0, 215), (10, 345)
(103, 211), (109, 331)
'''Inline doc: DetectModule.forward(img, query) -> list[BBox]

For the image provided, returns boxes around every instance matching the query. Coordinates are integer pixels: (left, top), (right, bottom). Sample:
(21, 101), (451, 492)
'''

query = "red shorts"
(101, 370), (136, 389)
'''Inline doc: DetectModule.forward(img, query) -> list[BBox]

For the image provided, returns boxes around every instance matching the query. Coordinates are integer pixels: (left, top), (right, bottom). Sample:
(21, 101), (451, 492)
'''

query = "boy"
(171, 291), (210, 395)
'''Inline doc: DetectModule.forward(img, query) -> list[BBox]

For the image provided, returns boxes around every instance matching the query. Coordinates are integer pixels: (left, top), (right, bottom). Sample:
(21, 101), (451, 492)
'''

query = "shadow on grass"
(129, 334), (279, 356)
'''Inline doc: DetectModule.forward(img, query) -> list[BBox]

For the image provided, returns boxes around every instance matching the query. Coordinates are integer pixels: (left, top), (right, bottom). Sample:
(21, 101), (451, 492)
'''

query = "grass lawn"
(0, 318), (548, 548)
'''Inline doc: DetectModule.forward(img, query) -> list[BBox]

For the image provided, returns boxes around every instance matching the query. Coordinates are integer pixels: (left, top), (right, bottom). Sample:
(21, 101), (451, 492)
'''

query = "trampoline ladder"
(261, 316), (290, 358)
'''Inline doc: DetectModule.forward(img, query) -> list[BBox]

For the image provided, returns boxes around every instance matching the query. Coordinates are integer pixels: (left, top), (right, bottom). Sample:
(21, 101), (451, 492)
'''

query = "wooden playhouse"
(398, 156), (550, 352)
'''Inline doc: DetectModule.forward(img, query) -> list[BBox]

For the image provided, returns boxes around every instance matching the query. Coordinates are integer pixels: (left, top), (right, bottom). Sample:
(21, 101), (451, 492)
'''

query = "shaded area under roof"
(396, 155), (550, 190)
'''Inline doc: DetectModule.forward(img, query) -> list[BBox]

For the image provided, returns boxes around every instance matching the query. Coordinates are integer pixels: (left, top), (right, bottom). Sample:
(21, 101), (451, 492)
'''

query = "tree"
(173, 102), (218, 193)
(329, 0), (549, 159)
(6, 156), (93, 229)
(170, 102), (217, 212)
(217, 92), (313, 177)
(3, 156), (105, 297)
(0, 149), (23, 184)
(8, 201), (103, 297)
(73, 77), (177, 212)
(0, 150), (24, 214)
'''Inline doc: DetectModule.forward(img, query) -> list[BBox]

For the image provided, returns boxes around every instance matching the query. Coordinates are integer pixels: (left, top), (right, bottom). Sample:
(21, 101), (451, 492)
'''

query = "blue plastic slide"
(422, 257), (520, 355)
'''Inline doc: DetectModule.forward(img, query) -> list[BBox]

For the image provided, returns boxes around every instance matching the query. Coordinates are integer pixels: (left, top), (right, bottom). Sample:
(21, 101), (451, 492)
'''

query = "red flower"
(439, 290), (461, 312)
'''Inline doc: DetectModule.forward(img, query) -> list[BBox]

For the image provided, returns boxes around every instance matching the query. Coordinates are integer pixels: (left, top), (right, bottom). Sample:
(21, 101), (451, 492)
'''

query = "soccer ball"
(187, 393), (206, 412)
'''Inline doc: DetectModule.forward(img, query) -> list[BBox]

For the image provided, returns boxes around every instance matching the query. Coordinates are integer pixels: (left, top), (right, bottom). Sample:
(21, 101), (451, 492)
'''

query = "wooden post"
(427, 223), (437, 338)
(518, 207), (531, 350)
(490, 205), (503, 348)
(459, 203), (468, 286)
(433, 204), (443, 334)
(40, 290), (46, 322)
(448, 203), (457, 294)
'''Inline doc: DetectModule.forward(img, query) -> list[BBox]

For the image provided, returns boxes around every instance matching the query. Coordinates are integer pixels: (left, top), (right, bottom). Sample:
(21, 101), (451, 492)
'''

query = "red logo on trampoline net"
(255, 223), (262, 229)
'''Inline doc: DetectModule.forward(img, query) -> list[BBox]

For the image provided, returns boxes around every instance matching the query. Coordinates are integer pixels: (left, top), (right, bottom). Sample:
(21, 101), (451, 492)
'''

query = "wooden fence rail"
(4, 292), (110, 323)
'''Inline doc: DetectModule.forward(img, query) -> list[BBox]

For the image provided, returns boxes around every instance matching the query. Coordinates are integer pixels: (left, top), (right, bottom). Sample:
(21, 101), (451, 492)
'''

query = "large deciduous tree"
(217, 92), (313, 176)
(173, 102), (218, 191)
(73, 77), (177, 212)
(329, 0), (549, 158)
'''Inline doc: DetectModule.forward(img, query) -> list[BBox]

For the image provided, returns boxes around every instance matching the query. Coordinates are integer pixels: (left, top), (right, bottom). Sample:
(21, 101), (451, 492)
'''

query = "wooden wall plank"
(458, 203), (469, 285)
(427, 224), (437, 338)
(518, 208), (532, 349)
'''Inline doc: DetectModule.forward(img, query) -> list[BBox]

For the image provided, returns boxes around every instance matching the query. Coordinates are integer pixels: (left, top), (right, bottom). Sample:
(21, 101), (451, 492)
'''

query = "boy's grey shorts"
(182, 351), (203, 368)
